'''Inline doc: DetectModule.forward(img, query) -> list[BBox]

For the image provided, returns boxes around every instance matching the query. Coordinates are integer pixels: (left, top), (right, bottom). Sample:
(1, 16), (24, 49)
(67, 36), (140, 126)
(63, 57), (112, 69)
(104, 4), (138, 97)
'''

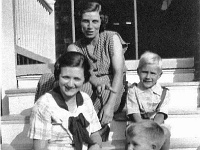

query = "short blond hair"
(126, 120), (165, 150)
(138, 51), (162, 71)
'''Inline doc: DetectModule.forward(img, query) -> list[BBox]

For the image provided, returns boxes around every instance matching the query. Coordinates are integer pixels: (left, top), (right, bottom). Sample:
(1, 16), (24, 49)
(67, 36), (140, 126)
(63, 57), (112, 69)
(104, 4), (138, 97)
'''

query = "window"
(55, 0), (198, 60)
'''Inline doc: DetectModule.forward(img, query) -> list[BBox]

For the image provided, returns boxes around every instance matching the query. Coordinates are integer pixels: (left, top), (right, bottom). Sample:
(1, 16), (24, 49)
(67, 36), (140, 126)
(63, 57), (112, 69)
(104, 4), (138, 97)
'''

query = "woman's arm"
(100, 34), (124, 125)
(89, 131), (102, 150)
(33, 139), (48, 150)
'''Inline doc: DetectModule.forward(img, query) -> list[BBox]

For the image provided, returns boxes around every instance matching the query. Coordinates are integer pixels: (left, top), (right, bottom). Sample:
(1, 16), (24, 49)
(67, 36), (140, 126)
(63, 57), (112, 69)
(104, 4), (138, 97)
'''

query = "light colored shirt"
(28, 90), (101, 150)
(126, 82), (170, 119)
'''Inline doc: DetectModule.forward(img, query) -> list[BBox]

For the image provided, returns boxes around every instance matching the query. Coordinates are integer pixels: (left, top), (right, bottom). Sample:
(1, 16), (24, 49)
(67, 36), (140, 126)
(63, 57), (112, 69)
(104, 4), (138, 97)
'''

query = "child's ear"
(152, 144), (157, 150)
(159, 71), (163, 77)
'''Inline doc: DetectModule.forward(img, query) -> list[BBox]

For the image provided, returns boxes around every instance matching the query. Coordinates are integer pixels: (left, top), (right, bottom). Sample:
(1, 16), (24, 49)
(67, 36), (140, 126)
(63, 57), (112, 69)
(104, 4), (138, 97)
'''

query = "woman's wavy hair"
(54, 51), (91, 82)
(75, 0), (108, 32)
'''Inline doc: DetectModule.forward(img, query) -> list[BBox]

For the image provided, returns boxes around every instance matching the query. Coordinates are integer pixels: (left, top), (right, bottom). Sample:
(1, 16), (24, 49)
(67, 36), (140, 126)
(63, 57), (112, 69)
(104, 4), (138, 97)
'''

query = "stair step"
(4, 88), (36, 116)
(17, 75), (41, 89)
(4, 82), (200, 116)
(1, 143), (33, 150)
(2, 114), (200, 150)
(1, 115), (33, 150)
(1, 141), (199, 150)
(102, 139), (200, 150)
(110, 113), (200, 140)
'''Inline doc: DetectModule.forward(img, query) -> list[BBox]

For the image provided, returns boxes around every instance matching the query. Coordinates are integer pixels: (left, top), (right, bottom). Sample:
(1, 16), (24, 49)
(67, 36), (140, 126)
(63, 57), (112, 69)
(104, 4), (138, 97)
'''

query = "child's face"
(126, 134), (155, 150)
(137, 64), (162, 89)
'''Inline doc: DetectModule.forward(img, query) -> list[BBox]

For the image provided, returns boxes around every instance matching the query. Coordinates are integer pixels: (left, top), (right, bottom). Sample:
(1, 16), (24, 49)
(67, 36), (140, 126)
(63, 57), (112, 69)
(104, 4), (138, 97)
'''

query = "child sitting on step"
(126, 51), (171, 150)
(126, 120), (166, 150)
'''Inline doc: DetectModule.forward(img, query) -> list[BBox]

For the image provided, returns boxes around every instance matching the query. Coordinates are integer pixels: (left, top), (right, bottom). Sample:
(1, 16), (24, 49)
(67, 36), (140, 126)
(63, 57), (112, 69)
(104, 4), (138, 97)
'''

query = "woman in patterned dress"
(35, 0), (127, 140)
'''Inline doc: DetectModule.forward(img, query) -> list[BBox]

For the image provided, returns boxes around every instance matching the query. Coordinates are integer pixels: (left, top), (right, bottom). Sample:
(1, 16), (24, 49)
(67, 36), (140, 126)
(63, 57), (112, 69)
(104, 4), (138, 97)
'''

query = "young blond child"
(126, 51), (171, 150)
(126, 120), (165, 150)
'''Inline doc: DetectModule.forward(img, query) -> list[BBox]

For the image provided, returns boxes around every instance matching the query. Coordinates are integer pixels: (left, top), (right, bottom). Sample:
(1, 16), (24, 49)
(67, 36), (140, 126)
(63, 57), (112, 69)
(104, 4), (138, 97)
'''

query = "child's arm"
(153, 113), (165, 125)
(128, 113), (142, 123)
(154, 88), (170, 124)
(126, 83), (142, 123)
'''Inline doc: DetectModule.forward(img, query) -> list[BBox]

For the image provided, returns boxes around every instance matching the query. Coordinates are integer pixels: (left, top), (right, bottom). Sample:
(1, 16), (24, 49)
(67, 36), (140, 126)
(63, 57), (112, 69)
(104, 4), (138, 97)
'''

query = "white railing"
(14, 0), (55, 63)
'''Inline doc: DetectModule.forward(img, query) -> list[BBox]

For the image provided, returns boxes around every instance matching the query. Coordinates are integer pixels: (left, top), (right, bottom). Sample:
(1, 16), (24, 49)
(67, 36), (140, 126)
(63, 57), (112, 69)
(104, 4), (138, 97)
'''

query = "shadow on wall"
(10, 108), (33, 150)
(2, 95), (9, 115)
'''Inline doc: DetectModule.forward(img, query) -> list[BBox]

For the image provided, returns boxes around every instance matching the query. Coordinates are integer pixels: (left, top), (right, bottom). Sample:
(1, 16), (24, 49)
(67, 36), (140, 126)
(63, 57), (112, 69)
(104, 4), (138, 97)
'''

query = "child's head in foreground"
(126, 120), (165, 150)
(137, 51), (163, 89)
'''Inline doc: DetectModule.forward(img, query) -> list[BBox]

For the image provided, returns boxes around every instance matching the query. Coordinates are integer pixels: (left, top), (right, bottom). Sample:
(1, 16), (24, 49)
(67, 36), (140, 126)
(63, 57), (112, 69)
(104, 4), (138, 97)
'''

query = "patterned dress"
(35, 31), (127, 115)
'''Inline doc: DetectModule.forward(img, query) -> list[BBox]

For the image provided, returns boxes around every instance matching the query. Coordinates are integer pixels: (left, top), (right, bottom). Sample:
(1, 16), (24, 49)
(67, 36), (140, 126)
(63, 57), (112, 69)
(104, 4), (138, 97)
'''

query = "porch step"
(1, 115), (33, 150)
(1, 112), (200, 150)
(4, 88), (36, 116)
(17, 75), (41, 89)
(4, 82), (200, 116)
(101, 140), (199, 150)
(2, 81), (200, 149)
(17, 63), (195, 89)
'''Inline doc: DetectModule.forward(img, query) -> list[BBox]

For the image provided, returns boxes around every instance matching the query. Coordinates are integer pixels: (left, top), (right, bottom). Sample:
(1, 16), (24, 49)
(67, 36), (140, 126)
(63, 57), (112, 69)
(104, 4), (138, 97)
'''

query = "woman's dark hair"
(54, 51), (91, 82)
(75, 0), (108, 32)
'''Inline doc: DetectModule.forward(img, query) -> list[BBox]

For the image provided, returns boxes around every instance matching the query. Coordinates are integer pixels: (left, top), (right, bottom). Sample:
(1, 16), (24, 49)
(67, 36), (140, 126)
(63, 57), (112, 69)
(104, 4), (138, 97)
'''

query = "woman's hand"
(96, 84), (117, 97)
(99, 103), (114, 125)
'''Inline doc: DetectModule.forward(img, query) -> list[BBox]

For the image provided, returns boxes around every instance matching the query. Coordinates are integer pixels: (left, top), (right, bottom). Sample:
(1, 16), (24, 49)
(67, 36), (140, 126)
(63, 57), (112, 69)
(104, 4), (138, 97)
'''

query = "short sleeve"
(80, 92), (101, 134)
(158, 89), (171, 119)
(126, 86), (140, 115)
(90, 106), (101, 133)
(28, 95), (52, 140)
(108, 32), (128, 57)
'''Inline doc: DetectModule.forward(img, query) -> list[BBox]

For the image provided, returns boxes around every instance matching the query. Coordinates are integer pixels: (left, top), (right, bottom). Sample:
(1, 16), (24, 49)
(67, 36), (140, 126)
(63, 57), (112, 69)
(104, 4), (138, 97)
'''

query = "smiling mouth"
(86, 31), (94, 34)
(143, 80), (152, 83)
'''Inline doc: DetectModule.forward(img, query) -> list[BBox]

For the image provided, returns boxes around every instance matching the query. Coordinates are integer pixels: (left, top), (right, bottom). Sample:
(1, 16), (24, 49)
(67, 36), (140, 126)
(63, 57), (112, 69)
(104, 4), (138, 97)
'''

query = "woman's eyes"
(93, 20), (99, 23)
(62, 76), (81, 81)
(81, 20), (99, 24)
(62, 76), (69, 79)
(82, 20), (88, 23)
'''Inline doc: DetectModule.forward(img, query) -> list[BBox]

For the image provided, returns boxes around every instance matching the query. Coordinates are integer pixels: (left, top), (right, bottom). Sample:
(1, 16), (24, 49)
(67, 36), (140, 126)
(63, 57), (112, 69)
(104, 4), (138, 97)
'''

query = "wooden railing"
(14, 0), (55, 65)
(14, 0), (55, 75)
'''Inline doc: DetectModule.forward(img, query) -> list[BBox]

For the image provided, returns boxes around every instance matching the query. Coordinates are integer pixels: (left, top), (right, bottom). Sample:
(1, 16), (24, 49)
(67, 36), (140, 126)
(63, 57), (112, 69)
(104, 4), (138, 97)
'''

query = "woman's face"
(59, 66), (85, 98)
(81, 11), (101, 39)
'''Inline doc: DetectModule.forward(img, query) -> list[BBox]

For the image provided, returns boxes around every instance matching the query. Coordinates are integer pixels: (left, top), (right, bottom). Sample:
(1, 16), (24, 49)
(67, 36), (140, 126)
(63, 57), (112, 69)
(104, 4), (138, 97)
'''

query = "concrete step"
(110, 112), (200, 141)
(4, 82), (200, 116)
(101, 140), (199, 150)
(3, 88), (36, 116)
(1, 115), (33, 150)
(17, 75), (41, 89)
(17, 61), (195, 89)
(1, 113), (200, 150)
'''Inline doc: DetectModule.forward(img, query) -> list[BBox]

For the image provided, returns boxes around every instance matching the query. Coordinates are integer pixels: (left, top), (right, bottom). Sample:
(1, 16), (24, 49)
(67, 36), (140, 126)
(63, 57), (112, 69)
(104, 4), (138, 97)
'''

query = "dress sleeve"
(83, 93), (101, 134)
(108, 31), (128, 57)
(126, 86), (141, 115)
(158, 89), (171, 119)
(28, 95), (52, 140)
